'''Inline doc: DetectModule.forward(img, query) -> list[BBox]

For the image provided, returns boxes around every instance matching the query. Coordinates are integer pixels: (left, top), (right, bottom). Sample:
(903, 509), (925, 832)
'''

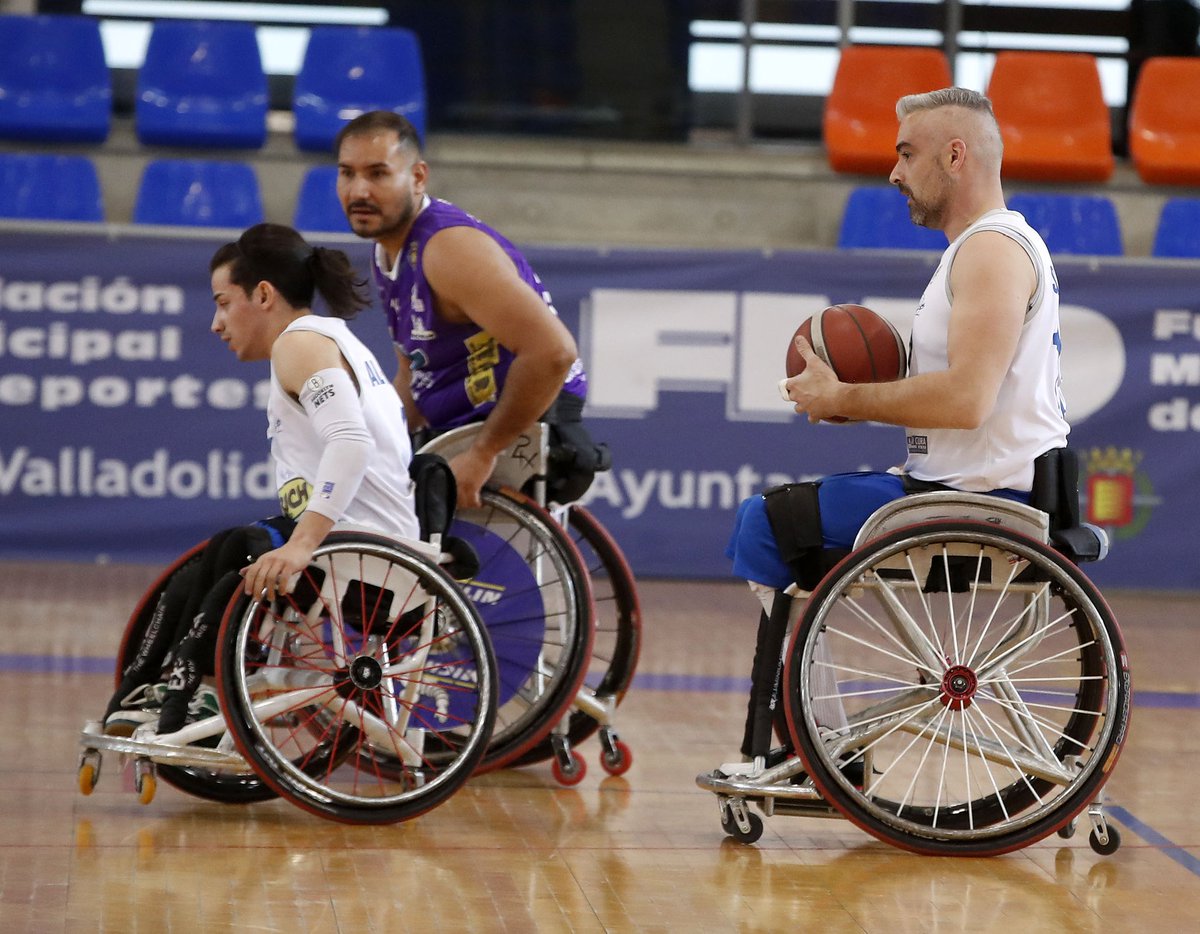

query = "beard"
(346, 194), (419, 241)
(900, 174), (951, 230)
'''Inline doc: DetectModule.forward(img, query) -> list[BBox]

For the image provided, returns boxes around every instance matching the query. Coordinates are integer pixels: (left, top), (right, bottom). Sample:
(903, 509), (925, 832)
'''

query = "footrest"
(79, 721), (249, 771)
(695, 768), (825, 802)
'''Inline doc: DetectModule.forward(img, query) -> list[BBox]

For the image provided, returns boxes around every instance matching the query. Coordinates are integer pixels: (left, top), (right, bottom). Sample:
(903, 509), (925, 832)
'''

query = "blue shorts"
(726, 471), (1030, 590)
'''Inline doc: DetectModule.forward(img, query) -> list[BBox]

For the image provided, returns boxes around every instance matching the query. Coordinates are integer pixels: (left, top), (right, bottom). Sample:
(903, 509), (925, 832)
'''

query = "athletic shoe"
(103, 682), (168, 736)
(103, 683), (220, 738)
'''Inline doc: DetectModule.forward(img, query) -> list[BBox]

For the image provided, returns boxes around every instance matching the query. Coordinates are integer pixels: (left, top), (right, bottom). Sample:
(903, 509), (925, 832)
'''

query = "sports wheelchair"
(416, 421), (642, 785)
(78, 465), (498, 825)
(698, 449), (1132, 856)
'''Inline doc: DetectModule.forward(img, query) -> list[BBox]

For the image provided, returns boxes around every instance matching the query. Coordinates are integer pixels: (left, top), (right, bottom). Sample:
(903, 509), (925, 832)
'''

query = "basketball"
(785, 303), (908, 384)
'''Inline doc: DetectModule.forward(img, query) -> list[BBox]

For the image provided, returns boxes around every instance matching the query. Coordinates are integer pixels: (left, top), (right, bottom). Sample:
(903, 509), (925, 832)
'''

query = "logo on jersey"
(410, 314), (437, 342)
(364, 357), (388, 387)
(408, 284), (436, 341)
(278, 476), (311, 519)
(906, 434), (928, 455)
(464, 331), (500, 407)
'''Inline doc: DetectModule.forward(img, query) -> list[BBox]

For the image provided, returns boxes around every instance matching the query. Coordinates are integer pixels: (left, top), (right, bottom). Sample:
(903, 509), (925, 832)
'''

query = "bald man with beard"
(719, 87), (1069, 772)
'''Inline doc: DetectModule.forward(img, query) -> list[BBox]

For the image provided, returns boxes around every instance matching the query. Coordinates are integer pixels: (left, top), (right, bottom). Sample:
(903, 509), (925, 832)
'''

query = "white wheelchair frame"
(698, 489), (1131, 857)
(416, 422), (639, 783)
(79, 531), (497, 824)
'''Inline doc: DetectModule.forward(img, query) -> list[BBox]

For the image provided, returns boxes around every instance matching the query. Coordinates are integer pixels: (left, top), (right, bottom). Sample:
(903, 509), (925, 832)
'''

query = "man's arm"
(784, 231), (1034, 428)
(392, 347), (428, 433)
(421, 225), (577, 506)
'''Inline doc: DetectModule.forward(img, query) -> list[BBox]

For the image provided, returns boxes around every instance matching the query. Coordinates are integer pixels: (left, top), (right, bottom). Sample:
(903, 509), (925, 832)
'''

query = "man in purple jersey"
(333, 111), (602, 508)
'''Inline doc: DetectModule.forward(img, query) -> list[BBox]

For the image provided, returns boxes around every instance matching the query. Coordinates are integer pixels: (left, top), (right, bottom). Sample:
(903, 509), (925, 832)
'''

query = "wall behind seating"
(0, 223), (1196, 589)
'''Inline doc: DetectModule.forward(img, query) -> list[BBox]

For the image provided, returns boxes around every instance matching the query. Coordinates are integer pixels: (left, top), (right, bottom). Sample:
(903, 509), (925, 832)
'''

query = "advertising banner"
(1, 227), (1196, 589)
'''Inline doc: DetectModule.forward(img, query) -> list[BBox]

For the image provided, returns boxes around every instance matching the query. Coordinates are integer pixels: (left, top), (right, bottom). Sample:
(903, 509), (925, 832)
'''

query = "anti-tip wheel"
(552, 750), (587, 786)
(1089, 825), (1122, 856)
(600, 739), (633, 777)
(78, 762), (99, 796)
(135, 762), (157, 806)
(720, 808), (764, 844)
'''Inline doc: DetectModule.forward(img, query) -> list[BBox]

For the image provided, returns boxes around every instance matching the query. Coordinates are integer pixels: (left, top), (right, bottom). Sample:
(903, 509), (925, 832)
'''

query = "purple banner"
(1, 228), (1196, 589)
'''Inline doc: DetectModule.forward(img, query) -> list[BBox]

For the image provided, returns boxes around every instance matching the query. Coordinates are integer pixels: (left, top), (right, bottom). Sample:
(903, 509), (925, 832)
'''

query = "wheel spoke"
(787, 520), (1128, 853)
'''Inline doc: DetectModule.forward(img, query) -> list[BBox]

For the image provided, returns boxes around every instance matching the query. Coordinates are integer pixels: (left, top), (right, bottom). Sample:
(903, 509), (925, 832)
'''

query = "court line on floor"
(5, 656), (1200, 714)
(15, 653), (1197, 871)
(1109, 806), (1200, 876)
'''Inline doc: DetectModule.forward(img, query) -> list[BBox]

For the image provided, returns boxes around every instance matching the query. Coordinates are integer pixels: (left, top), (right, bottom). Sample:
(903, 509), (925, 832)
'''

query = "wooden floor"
(1, 560), (1197, 933)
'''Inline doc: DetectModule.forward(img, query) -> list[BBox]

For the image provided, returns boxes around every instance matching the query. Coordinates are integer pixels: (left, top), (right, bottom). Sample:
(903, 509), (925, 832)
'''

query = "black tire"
(216, 533), (496, 824)
(784, 520), (1132, 856)
(511, 504), (641, 767)
(721, 808), (764, 844)
(112, 541), (278, 805)
(1089, 825), (1122, 855)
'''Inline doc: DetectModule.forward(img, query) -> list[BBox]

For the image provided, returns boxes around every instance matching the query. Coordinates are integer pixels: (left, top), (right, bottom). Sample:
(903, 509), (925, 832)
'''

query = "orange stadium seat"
(1128, 57), (1200, 186)
(823, 45), (953, 176)
(987, 51), (1113, 183)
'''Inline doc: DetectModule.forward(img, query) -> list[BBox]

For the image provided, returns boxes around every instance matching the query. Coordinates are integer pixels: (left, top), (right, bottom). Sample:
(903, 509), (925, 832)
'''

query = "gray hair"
(896, 87), (996, 121)
(896, 87), (1003, 165)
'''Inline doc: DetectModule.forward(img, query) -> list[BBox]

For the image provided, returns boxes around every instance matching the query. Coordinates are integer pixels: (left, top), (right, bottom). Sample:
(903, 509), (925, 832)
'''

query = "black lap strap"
(762, 481), (845, 591)
(741, 592), (793, 758)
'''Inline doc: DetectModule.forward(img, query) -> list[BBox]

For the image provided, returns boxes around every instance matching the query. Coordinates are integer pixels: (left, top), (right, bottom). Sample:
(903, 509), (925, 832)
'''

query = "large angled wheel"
(112, 541), (277, 804)
(511, 504), (641, 767)
(784, 520), (1131, 856)
(444, 489), (594, 771)
(216, 532), (496, 824)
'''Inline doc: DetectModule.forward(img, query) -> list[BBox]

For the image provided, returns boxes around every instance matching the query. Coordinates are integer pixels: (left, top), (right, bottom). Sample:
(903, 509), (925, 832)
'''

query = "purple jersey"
(374, 197), (587, 430)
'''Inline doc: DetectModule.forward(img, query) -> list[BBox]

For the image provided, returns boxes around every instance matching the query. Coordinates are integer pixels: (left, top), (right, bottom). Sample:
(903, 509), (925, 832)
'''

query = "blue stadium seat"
(1007, 193), (1123, 256)
(837, 186), (947, 251)
(293, 26), (427, 152)
(136, 20), (267, 149)
(0, 14), (111, 143)
(132, 159), (263, 228)
(0, 153), (104, 222)
(293, 165), (352, 233)
(1151, 198), (1200, 258)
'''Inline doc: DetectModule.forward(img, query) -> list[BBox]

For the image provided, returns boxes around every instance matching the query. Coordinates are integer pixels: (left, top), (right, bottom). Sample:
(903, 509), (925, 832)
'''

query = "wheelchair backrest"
(415, 423), (549, 494)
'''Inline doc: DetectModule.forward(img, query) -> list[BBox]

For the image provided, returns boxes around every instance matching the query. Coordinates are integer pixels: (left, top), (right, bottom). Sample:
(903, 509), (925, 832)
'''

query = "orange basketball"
(785, 304), (908, 384)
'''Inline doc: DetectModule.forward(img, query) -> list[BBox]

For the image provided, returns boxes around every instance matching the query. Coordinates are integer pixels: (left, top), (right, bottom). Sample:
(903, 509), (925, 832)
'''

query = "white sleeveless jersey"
(268, 315), (420, 540)
(903, 209), (1069, 492)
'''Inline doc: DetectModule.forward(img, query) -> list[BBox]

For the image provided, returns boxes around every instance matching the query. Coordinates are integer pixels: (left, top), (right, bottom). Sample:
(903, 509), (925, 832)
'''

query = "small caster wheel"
(720, 806), (764, 844)
(552, 750), (587, 786)
(1058, 819), (1077, 840)
(1089, 825), (1121, 856)
(78, 762), (99, 796)
(600, 739), (633, 777)
(134, 760), (157, 806)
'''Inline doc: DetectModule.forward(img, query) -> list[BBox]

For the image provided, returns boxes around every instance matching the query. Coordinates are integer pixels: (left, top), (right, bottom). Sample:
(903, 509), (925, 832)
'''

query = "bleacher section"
(0, 12), (1193, 257)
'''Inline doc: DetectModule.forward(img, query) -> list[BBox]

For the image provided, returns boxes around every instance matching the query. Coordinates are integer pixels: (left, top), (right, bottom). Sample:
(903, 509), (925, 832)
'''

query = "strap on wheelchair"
(408, 453), (481, 580)
(762, 481), (847, 591)
(409, 453), (457, 541)
(741, 591), (793, 758)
